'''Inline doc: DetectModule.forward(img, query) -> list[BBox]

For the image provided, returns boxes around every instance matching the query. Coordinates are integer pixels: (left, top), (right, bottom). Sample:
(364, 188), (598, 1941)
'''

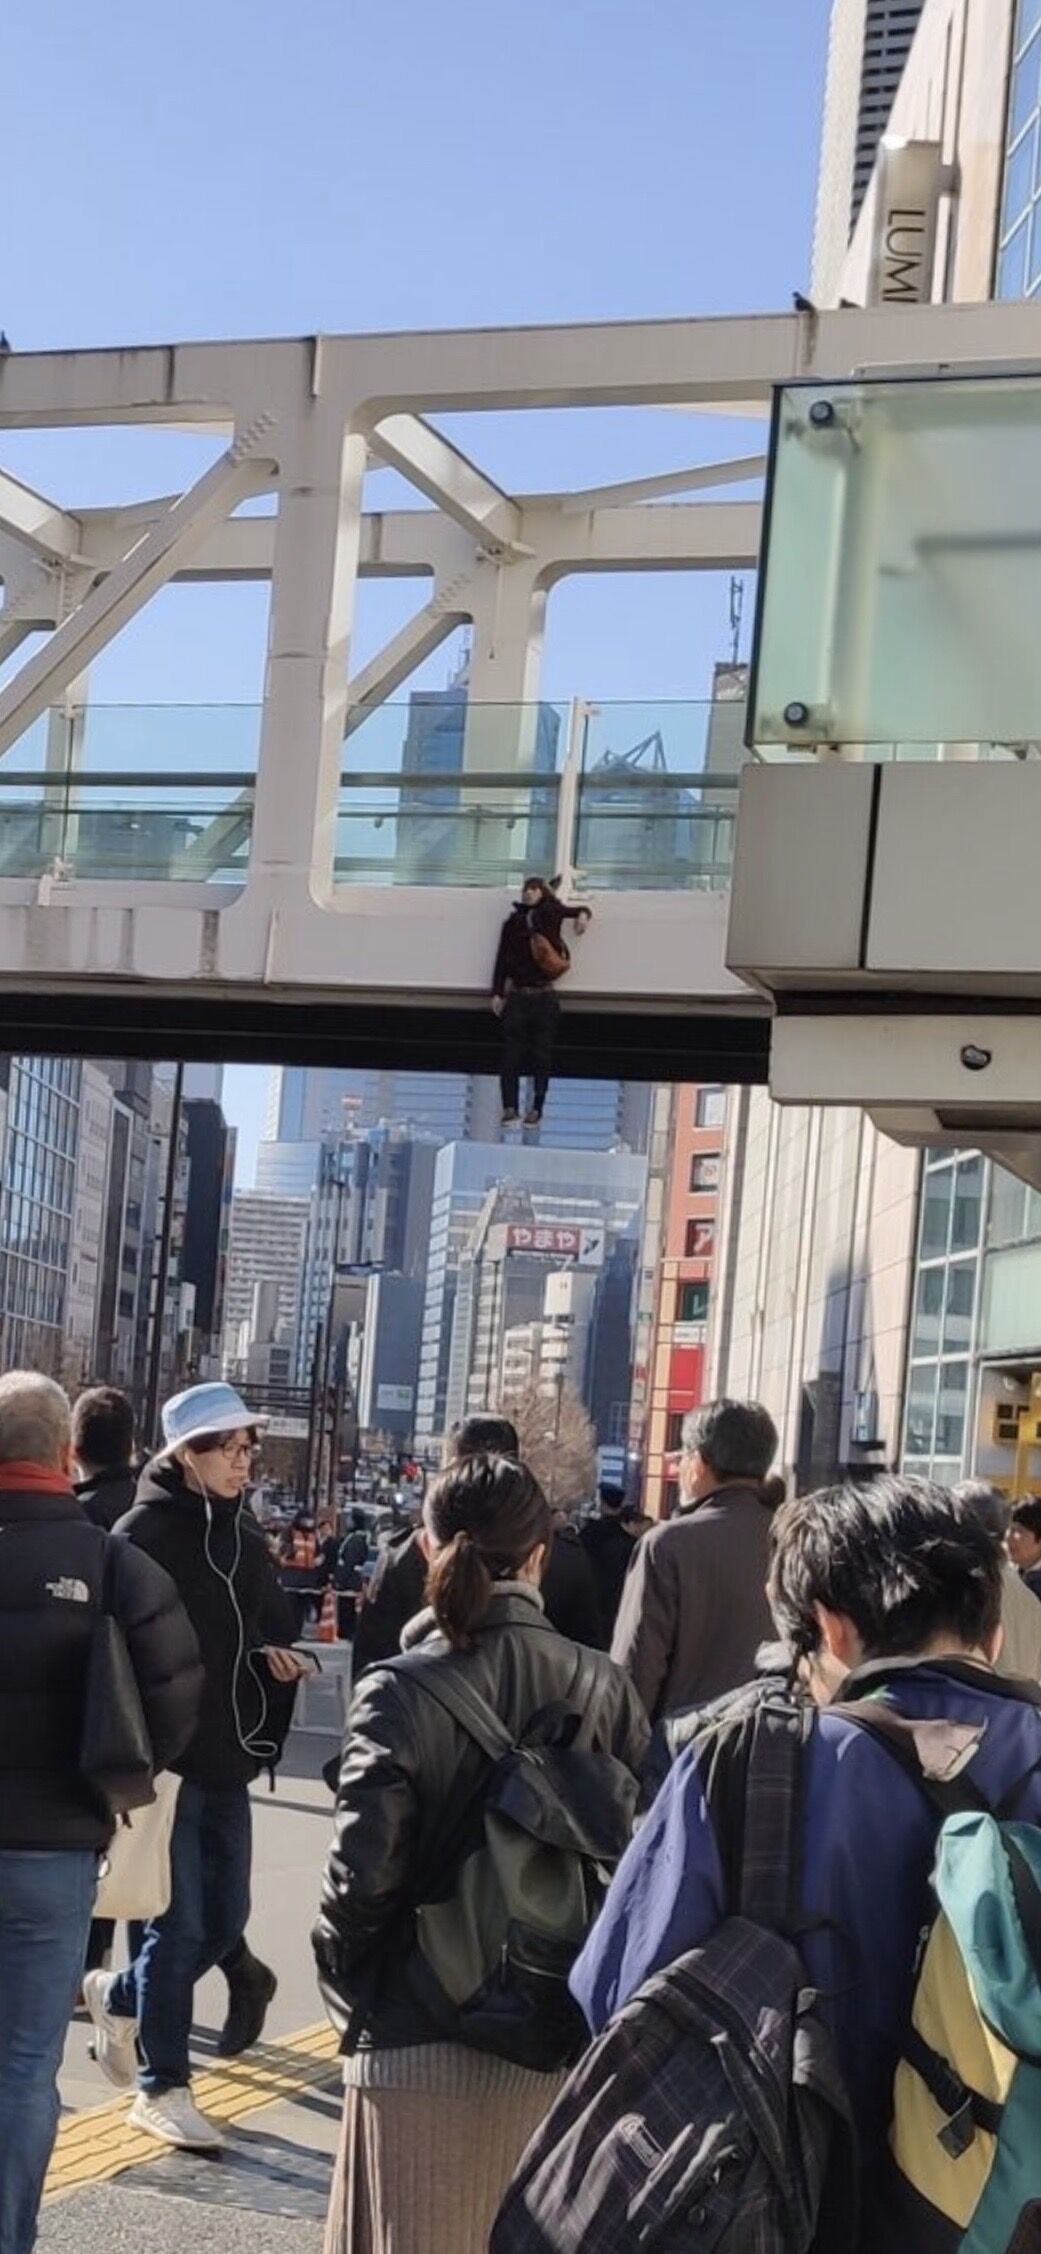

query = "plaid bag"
(491, 1700), (857, 2254)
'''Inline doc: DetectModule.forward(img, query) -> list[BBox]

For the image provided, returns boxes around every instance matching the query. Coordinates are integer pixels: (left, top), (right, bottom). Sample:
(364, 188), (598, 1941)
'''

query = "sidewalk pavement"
(45, 1707), (349, 2252)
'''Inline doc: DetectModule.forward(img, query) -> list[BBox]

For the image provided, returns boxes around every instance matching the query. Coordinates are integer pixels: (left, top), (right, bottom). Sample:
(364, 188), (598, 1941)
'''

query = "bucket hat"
(158, 1381), (267, 1460)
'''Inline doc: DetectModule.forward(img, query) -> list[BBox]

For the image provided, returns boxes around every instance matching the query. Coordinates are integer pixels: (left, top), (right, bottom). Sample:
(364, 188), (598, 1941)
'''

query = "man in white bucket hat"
(84, 1382), (308, 2153)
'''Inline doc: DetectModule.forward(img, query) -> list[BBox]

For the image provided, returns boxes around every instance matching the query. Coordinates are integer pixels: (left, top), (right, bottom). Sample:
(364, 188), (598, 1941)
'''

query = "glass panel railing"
(577, 698), (751, 779)
(752, 375), (1041, 750)
(0, 772), (254, 881)
(335, 770), (559, 889)
(343, 698), (569, 774)
(575, 700), (746, 890)
(575, 772), (739, 891)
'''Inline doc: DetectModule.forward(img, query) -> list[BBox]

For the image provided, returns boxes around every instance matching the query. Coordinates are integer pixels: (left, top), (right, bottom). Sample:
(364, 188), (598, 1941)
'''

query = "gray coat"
(611, 1485), (774, 1723)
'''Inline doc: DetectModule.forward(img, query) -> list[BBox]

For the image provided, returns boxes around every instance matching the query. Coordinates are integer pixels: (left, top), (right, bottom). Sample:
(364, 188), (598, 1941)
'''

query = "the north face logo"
(45, 1576), (90, 1603)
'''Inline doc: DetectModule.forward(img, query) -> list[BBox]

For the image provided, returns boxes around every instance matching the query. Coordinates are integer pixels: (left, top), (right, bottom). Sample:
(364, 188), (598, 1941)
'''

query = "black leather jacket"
(314, 1587), (649, 2053)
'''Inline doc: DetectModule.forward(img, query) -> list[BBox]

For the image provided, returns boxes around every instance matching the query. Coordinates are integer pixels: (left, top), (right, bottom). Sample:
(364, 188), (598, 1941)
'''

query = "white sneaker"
(82, 1969), (138, 2089)
(130, 2086), (225, 2151)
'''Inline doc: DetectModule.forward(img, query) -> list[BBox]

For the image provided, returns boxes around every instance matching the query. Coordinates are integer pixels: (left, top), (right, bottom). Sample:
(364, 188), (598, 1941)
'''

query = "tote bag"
(95, 1771), (182, 1921)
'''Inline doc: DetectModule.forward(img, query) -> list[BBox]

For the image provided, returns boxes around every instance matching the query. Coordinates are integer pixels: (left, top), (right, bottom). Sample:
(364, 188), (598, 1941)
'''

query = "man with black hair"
(72, 1384), (137, 1530)
(611, 1398), (779, 1720)
(574, 1474), (1041, 2221)
(1009, 1496), (1041, 1599)
(579, 1482), (639, 1636)
(354, 1412), (606, 1666)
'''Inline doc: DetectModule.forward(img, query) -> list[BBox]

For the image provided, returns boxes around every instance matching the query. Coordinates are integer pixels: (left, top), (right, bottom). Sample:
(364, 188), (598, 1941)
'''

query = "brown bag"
(529, 930), (570, 981)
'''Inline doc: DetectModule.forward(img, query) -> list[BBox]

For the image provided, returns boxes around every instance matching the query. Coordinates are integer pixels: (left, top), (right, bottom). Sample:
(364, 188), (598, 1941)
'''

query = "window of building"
(690, 1153), (721, 1193)
(678, 1280), (710, 1324)
(998, 6), (1041, 302)
(684, 1218), (716, 1259)
(902, 1153), (984, 1477)
(695, 1088), (726, 1130)
(666, 1409), (686, 1454)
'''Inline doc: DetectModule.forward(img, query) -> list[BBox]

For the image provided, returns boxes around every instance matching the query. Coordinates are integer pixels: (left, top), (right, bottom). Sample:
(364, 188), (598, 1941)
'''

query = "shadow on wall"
(794, 1257), (891, 1495)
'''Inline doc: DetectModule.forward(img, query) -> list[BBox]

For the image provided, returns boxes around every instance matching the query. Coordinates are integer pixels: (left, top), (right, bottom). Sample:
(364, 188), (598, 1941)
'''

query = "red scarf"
(0, 1461), (73, 1495)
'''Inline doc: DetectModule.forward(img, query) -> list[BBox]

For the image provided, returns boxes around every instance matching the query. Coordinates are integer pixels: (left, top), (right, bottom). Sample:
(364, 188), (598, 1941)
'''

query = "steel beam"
(0, 305), (1039, 428)
(0, 471), (86, 563)
(0, 425), (276, 756)
(365, 414), (524, 556)
(345, 585), (472, 722)
(560, 455), (767, 511)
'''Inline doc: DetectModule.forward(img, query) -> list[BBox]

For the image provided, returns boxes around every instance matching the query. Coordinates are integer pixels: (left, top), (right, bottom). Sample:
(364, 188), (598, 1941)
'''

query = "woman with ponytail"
(314, 1452), (647, 2254)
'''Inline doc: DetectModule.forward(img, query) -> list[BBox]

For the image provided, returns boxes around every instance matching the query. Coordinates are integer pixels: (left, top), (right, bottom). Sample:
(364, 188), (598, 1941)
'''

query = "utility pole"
(143, 1059), (184, 1450)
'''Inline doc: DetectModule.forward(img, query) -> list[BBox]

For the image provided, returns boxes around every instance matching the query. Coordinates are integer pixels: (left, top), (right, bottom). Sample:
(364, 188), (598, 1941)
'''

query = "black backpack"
(383, 1647), (639, 2072)
(492, 1698), (858, 2253)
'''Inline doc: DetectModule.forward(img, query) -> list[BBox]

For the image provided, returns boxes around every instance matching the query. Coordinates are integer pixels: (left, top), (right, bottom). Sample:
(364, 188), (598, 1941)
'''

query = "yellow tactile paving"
(45, 2020), (340, 2199)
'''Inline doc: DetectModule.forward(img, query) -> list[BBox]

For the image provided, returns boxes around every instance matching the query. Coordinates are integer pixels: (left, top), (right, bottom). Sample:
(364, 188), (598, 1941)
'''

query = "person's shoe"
(82, 1969), (139, 2089)
(523, 1109), (543, 1128)
(129, 2087), (225, 2151)
(501, 1108), (519, 1126)
(217, 1948), (278, 2057)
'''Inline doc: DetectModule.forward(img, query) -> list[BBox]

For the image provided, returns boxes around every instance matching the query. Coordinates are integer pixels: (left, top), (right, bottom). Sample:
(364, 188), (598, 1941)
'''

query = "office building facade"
(223, 1192), (309, 1373)
(418, 1141), (646, 1444)
(813, 0), (928, 301)
(708, 0), (1024, 1491)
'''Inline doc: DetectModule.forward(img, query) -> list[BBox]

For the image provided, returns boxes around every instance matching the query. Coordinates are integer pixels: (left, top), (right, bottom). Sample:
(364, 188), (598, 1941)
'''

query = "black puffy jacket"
(0, 1481), (203, 1850)
(314, 1587), (649, 2052)
(117, 1462), (297, 1789)
(76, 1464), (137, 1532)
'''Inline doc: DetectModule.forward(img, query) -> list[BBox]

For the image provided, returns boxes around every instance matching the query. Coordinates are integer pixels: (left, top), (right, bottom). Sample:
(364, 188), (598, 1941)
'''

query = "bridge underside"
(0, 980), (771, 1084)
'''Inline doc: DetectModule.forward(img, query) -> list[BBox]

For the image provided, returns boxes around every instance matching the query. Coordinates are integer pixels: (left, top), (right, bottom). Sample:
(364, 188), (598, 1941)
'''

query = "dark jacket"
(610, 1484), (774, 1723)
(579, 1511), (638, 1636)
(116, 1461), (297, 1789)
(0, 1482), (202, 1850)
(76, 1464), (137, 1532)
(493, 897), (587, 998)
(354, 1522), (606, 1672)
(574, 1659), (1041, 2194)
(314, 1587), (649, 2051)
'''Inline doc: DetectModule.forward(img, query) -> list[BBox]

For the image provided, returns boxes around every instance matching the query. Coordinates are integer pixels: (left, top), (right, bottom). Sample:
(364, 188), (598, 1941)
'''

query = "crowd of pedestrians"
(7, 1371), (1041, 2253)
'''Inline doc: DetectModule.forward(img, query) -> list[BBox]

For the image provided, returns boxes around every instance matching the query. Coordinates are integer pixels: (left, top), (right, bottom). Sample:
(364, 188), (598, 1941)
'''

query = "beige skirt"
(323, 2044), (564, 2254)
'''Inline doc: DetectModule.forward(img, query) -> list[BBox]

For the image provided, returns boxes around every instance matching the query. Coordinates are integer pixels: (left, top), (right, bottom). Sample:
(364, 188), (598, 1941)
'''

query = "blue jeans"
(0, 1848), (96, 2254)
(108, 1781), (251, 2094)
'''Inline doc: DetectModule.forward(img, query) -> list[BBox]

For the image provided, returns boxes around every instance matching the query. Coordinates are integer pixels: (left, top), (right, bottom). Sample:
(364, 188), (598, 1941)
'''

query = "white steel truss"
(0, 299), (1037, 1037)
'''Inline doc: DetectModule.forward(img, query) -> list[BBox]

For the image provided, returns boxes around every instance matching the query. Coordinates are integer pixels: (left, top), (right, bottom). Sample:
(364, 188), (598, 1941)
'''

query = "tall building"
(706, 0), (1020, 1491)
(182, 1064), (224, 1102)
(356, 1272), (427, 1441)
(180, 1099), (237, 1380)
(812, 0), (927, 300)
(643, 1084), (725, 1517)
(263, 1065), (651, 1169)
(255, 1139), (322, 1197)
(65, 1064), (115, 1387)
(0, 1058), (80, 1374)
(222, 1192), (309, 1372)
(417, 1141), (646, 1443)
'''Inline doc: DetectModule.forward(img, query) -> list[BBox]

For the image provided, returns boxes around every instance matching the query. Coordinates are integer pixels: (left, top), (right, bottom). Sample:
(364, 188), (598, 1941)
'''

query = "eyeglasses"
(216, 1437), (259, 1465)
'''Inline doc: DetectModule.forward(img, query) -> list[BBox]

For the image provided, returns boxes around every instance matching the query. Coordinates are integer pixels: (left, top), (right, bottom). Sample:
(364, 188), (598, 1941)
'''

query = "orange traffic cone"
(317, 1584), (338, 1644)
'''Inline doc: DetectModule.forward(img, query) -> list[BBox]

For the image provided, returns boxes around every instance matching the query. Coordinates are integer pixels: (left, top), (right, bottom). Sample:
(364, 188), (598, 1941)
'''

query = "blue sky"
(1, 0), (830, 1181)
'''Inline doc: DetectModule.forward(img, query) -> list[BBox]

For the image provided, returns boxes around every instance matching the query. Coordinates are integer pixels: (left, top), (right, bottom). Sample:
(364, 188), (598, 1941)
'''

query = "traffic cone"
(317, 1584), (338, 1644)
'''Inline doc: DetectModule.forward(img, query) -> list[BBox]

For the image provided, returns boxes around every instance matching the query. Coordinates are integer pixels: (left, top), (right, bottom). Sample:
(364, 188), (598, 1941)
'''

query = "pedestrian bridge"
(0, 693), (766, 1083)
(5, 307), (1041, 1124)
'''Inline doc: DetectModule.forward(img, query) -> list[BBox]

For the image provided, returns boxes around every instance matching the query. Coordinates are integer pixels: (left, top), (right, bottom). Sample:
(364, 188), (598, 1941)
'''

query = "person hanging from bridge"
(492, 876), (591, 1130)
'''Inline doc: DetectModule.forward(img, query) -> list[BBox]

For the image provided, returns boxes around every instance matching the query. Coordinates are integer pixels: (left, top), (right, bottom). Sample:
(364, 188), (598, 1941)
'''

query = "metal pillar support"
(248, 414), (367, 899)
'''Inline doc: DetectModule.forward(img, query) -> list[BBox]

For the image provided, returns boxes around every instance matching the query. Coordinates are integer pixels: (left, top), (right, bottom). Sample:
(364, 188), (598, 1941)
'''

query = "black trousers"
(500, 988), (560, 1114)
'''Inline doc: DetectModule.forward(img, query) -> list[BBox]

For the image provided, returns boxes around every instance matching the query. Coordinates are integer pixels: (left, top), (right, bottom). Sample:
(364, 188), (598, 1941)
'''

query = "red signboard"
(506, 1224), (580, 1257)
(668, 1345), (705, 1405)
